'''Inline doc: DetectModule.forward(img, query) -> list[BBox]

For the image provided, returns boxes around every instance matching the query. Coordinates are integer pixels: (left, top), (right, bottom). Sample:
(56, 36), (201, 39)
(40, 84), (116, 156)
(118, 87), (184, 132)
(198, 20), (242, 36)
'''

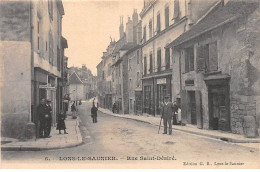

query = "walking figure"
(91, 102), (98, 123)
(37, 98), (49, 138)
(71, 101), (77, 119)
(56, 112), (68, 134)
(161, 95), (178, 135)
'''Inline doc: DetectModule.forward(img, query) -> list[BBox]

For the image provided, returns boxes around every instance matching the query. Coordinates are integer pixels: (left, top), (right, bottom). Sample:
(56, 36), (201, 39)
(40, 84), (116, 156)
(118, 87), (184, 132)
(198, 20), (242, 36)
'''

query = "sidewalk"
(99, 108), (260, 144)
(1, 117), (83, 151)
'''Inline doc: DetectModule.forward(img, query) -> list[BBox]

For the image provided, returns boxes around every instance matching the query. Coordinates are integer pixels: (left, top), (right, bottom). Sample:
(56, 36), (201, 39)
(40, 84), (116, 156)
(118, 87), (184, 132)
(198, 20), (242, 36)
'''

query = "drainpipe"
(179, 50), (182, 93)
(27, 0), (36, 140)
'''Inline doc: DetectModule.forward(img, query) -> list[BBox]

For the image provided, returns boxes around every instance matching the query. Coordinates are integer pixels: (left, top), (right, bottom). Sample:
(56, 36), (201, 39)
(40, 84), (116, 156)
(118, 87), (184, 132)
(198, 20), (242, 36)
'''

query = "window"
(144, 56), (147, 75)
(149, 53), (153, 73)
(165, 48), (170, 69)
(197, 42), (218, 72)
(37, 20), (40, 52)
(136, 72), (140, 87)
(49, 31), (54, 65)
(102, 71), (105, 80)
(129, 78), (132, 91)
(174, 0), (180, 21)
(149, 19), (152, 38)
(128, 59), (131, 71)
(185, 47), (194, 73)
(112, 72), (114, 82)
(108, 63), (111, 75)
(157, 13), (161, 33)
(165, 6), (169, 28)
(48, 0), (53, 21)
(143, 26), (147, 42)
(157, 49), (161, 72)
(57, 46), (61, 71)
(137, 50), (139, 64)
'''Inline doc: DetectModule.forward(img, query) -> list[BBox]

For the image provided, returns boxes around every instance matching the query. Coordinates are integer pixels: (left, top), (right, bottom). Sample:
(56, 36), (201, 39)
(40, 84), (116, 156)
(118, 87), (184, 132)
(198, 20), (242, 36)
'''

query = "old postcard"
(0, 0), (260, 169)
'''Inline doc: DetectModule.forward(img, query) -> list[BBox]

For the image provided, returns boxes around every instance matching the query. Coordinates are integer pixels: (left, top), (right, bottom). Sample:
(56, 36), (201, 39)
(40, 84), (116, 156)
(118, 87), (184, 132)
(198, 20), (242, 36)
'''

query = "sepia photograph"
(0, 0), (260, 169)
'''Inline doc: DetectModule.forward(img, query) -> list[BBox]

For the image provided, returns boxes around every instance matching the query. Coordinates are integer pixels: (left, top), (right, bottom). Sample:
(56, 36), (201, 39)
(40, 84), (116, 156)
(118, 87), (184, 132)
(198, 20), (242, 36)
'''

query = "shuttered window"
(184, 47), (194, 73)
(165, 6), (169, 28)
(165, 48), (170, 69)
(196, 42), (218, 72)
(144, 56), (147, 75)
(149, 53), (153, 73)
(157, 13), (161, 33)
(157, 49), (161, 72)
(143, 26), (147, 42)
(209, 42), (218, 71)
(174, 0), (180, 21)
(149, 20), (152, 39)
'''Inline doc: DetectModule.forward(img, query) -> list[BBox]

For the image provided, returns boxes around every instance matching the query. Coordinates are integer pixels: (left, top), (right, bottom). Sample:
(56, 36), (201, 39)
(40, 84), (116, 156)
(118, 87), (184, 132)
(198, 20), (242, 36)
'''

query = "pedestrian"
(56, 112), (68, 134)
(46, 99), (53, 138)
(112, 102), (117, 113)
(161, 95), (178, 135)
(91, 103), (98, 123)
(37, 98), (49, 138)
(71, 101), (77, 119)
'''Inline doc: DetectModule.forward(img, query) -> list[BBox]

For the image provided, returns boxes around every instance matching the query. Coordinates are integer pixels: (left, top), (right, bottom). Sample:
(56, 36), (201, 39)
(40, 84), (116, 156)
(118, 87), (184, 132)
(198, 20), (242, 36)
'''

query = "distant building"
(69, 71), (85, 101)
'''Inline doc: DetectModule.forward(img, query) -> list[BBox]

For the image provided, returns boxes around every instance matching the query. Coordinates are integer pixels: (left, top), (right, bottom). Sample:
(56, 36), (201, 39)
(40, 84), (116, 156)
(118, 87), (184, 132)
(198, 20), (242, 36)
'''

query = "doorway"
(208, 85), (230, 131)
(188, 91), (197, 125)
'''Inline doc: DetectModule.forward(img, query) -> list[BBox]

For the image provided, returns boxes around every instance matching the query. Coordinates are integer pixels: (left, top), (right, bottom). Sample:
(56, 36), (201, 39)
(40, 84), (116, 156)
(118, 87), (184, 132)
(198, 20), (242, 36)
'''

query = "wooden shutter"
(196, 46), (206, 72)
(195, 90), (203, 129)
(165, 6), (169, 27)
(180, 90), (187, 124)
(157, 13), (161, 32)
(209, 42), (218, 71)
(174, 0), (179, 20)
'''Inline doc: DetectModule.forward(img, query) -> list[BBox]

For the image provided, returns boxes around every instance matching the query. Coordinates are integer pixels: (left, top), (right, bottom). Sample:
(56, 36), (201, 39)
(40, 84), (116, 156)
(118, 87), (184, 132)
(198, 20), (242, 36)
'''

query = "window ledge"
(203, 70), (222, 76)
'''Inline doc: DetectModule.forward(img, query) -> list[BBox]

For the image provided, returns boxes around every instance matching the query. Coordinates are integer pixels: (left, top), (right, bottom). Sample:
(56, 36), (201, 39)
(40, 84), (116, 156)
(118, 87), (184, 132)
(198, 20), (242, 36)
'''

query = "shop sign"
(157, 78), (166, 85)
(39, 85), (56, 90)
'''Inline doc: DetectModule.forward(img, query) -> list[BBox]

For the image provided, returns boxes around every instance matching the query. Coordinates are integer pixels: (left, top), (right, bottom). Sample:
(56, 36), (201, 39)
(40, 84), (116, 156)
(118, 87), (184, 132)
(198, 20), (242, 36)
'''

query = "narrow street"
(2, 101), (259, 168)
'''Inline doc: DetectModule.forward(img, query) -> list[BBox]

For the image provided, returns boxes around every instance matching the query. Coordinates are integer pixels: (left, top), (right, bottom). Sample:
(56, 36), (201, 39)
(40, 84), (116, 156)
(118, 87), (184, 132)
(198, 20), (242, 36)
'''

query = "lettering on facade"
(156, 78), (166, 85)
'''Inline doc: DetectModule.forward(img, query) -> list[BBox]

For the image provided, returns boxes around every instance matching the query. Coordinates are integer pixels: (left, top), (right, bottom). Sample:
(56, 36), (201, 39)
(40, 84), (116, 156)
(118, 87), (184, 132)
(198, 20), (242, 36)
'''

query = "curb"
(1, 119), (84, 151)
(99, 109), (260, 143)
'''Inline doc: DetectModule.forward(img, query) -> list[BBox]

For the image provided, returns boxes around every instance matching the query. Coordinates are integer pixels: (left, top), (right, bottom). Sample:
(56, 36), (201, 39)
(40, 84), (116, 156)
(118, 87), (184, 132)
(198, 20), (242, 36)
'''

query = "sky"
(62, 0), (143, 76)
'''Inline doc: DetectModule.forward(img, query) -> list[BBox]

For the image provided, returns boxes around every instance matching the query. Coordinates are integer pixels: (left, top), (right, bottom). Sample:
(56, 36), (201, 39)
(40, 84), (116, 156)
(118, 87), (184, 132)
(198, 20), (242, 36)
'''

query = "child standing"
(56, 112), (68, 134)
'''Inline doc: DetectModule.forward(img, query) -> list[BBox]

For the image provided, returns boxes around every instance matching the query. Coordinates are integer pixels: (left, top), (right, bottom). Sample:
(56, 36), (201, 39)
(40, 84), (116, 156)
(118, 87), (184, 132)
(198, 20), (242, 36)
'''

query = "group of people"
(37, 98), (68, 138)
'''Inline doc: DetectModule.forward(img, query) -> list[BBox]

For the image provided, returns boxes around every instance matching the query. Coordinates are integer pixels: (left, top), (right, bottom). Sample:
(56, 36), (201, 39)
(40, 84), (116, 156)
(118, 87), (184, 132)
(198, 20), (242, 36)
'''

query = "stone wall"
(1, 41), (31, 139)
(231, 96), (257, 134)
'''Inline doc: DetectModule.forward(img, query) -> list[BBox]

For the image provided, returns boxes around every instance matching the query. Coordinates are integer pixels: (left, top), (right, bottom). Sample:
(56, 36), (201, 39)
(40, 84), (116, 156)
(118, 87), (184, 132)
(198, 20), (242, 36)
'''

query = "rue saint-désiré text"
(127, 156), (176, 160)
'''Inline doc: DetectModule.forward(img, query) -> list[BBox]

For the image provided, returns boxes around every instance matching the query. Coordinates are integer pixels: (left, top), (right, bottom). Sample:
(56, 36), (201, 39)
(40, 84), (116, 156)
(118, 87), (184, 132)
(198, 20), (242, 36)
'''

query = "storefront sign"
(157, 78), (166, 85)
(39, 85), (56, 90)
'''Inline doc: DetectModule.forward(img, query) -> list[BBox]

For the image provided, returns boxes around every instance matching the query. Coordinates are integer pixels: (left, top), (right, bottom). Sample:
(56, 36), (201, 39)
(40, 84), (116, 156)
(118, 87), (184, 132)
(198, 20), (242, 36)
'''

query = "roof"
(112, 35), (126, 54)
(69, 72), (83, 85)
(61, 36), (68, 48)
(56, 0), (65, 15)
(166, 0), (259, 48)
(119, 43), (136, 51)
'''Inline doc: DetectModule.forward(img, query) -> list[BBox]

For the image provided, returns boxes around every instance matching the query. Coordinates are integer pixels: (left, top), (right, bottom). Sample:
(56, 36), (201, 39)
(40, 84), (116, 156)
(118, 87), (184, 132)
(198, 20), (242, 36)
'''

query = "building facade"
(0, 0), (67, 139)
(140, 0), (220, 116)
(168, 0), (260, 136)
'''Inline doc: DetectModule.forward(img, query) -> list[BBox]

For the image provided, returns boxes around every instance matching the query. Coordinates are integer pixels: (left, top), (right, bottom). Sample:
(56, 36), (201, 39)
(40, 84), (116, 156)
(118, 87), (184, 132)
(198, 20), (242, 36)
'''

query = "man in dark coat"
(161, 95), (178, 135)
(91, 103), (98, 123)
(37, 99), (49, 138)
(45, 99), (53, 138)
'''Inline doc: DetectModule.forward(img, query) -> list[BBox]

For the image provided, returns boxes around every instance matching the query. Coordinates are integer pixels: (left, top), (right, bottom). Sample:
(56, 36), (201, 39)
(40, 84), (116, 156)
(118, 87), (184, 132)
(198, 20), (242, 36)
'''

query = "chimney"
(126, 16), (133, 43)
(132, 9), (138, 44)
(119, 16), (124, 39)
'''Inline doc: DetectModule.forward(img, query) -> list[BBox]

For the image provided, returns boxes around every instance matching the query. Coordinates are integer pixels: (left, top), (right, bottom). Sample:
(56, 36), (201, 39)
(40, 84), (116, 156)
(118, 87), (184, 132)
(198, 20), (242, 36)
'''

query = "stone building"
(167, 0), (260, 136)
(140, 0), (218, 116)
(0, 0), (67, 139)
